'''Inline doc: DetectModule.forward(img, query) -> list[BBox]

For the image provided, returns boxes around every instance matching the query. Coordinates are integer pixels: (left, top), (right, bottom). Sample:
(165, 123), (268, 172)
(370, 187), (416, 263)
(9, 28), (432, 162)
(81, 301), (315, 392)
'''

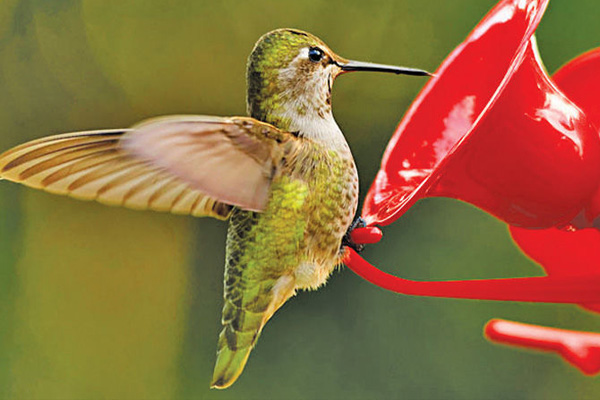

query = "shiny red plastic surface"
(343, 248), (600, 303)
(350, 1), (600, 306)
(552, 47), (600, 223)
(485, 319), (600, 375)
(349, 226), (383, 245)
(346, 0), (600, 377)
(510, 227), (600, 312)
(362, 0), (600, 229)
(553, 48), (600, 125)
(508, 47), (600, 312)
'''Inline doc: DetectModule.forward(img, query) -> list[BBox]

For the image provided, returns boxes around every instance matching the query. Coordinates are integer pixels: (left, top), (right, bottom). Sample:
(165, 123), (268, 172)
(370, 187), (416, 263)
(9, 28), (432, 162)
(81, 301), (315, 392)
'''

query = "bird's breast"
(284, 143), (359, 289)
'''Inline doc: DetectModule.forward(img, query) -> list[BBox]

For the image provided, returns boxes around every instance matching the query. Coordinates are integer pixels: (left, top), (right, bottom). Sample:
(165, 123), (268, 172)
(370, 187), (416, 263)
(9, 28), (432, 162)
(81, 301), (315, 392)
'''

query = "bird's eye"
(308, 47), (324, 63)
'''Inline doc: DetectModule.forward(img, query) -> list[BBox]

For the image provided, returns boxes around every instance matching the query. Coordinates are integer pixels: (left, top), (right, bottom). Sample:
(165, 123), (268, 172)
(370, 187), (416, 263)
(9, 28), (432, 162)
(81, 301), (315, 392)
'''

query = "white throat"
(283, 109), (348, 149)
(274, 48), (349, 150)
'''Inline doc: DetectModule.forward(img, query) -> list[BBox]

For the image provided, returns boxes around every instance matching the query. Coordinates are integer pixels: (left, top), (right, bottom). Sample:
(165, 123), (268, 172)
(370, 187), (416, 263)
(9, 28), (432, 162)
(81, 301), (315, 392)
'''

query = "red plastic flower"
(345, 0), (600, 375)
(496, 48), (600, 374)
(510, 47), (600, 312)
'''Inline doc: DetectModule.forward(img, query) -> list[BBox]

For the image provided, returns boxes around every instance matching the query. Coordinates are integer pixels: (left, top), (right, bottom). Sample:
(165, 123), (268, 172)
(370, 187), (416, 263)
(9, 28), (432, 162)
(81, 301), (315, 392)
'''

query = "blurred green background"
(1, 0), (600, 398)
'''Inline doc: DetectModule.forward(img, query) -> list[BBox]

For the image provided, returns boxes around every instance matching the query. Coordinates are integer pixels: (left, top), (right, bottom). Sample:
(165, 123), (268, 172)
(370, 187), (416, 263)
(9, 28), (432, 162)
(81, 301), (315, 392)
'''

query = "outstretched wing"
(0, 116), (298, 219)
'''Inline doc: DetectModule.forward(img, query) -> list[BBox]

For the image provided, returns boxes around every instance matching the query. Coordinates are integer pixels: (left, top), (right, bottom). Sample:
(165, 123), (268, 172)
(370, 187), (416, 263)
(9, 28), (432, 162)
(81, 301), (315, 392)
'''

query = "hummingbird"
(0, 28), (430, 388)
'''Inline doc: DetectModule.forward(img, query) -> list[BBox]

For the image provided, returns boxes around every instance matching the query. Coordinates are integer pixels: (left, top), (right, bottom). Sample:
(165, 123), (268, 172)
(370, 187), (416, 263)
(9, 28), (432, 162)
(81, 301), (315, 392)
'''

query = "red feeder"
(508, 47), (600, 312)
(362, 0), (600, 230)
(347, 0), (600, 376)
(485, 319), (600, 375)
(553, 48), (600, 138)
(346, 0), (600, 306)
(488, 49), (600, 370)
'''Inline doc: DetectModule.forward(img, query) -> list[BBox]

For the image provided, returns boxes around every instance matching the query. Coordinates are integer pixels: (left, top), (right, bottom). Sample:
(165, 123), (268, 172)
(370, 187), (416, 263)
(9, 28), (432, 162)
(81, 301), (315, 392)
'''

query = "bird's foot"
(341, 216), (367, 253)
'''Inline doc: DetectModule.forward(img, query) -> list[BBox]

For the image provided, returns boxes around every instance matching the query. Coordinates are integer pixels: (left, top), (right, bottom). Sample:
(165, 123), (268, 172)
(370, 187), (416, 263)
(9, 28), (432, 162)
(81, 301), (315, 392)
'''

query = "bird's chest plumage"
(284, 142), (359, 288)
(225, 141), (358, 292)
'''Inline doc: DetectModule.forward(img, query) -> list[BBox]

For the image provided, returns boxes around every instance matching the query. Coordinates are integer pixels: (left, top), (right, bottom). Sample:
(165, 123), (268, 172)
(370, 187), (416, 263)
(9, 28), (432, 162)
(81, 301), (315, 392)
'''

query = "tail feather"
(211, 297), (265, 390)
(210, 327), (257, 389)
(211, 275), (296, 389)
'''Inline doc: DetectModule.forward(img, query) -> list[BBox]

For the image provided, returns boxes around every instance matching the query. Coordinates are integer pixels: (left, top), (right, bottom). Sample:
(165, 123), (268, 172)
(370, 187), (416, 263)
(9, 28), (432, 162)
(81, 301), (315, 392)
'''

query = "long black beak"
(336, 60), (433, 77)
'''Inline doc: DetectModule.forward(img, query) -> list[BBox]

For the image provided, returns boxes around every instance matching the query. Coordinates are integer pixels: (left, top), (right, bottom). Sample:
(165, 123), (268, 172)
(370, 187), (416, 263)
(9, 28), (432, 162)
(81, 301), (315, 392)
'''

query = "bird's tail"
(211, 275), (295, 389)
(210, 320), (258, 389)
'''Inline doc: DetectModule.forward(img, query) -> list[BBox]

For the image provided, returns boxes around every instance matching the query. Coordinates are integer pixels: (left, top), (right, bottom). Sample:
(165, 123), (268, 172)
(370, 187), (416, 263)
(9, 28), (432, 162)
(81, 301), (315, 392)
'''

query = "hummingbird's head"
(246, 28), (430, 138)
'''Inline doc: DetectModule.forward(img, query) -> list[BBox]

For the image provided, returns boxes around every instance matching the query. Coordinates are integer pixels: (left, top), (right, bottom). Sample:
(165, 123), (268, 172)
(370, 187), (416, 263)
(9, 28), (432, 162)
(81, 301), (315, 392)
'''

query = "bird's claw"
(342, 216), (367, 253)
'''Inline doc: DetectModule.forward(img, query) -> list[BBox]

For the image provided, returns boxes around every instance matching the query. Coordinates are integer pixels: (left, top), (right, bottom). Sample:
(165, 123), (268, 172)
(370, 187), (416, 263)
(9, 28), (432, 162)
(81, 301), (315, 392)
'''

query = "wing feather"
(0, 115), (299, 219)
(0, 129), (232, 220)
(123, 115), (295, 211)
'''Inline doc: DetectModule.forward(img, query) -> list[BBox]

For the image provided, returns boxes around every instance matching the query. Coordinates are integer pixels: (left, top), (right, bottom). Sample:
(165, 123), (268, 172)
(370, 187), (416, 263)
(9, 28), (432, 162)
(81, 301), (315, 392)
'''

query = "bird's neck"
(247, 61), (350, 151)
(249, 95), (349, 151)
